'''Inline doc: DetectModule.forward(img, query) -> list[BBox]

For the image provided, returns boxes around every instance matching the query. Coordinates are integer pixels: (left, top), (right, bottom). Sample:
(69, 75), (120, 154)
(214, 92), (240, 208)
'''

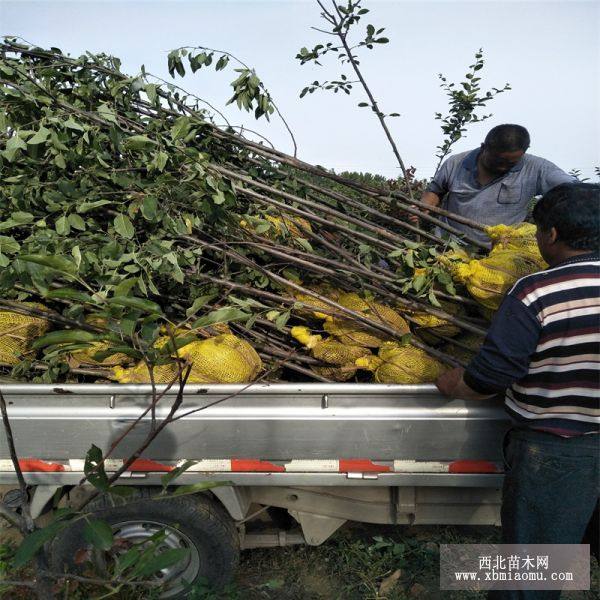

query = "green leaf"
(83, 518), (114, 551)
(13, 521), (67, 568)
(171, 117), (191, 141)
(192, 307), (249, 329)
(55, 215), (70, 235)
(215, 55), (229, 71)
(32, 330), (101, 350)
(138, 548), (190, 577)
(157, 481), (228, 499)
(54, 153), (67, 169)
(141, 196), (157, 221)
(116, 547), (141, 575)
(45, 288), (93, 303)
(2, 136), (28, 162)
(212, 189), (226, 205)
(186, 294), (216, 318)
(413, 274), (426, 292)
(64, 117), (85, 132)
(17, 254), (78, 275)
(109, 295), (163, 314)
(113, 278), (138, 297)
(68, 213), (86, 231)
(0, 236), (19, 254)
(428, 289), (442, 307)
(161, 460), (197, 489)
(152, 151), (169, 172)
(84, 444), (110, 492)
(27, 126), (51, 145)
(296, 238), (313, 253)
(77, 199), (112, 213)
(254, 222), (270, 234)
(98, 103), (119, 124)
(124, 135), (157, 150)
(145, 83), (158, 103)
(113, 214), (135, 239)
(275, 311), (290, 330)
(11, 211), (34, 224)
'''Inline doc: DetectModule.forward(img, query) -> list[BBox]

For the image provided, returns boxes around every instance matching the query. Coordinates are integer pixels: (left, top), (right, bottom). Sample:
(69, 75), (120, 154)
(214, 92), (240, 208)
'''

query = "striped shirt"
(464, 252), (600, 436)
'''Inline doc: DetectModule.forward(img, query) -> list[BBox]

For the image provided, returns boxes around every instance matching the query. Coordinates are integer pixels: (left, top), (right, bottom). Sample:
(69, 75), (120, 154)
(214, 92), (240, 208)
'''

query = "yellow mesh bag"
(486, 223), (547, 268)
(439, 247), (470, 263)
(442, 332), (485, 364)
(113, 334), (262, 384)
(324, 293), (410, 347)
(293, 288), (342, 320)
(70, 341), (132, 368)
(402, 301), (463, 344)
(112, 362), (183, 384)
(70, 316), (131, 367)
(240, 214), (312, 239)
(265, 215), (312, 238)
(291, 326), (371, 364)
(356, 343), (447, 384)
(452, 250), (544, 310)
(179, 335), (262, 382)
(323, 319), (388, 348)
(337, 293), (410, 331)
(0, 304), (49, 365)
(312, 364), (357, 382)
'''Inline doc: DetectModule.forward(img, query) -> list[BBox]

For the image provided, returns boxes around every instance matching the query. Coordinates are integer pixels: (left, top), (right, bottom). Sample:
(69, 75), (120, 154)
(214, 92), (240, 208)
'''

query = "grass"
(1, 524), (598, 599)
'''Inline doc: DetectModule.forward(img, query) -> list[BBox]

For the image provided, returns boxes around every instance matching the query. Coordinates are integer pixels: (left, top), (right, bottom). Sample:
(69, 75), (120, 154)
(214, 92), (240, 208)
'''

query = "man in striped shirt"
(436, 183), (599, 595)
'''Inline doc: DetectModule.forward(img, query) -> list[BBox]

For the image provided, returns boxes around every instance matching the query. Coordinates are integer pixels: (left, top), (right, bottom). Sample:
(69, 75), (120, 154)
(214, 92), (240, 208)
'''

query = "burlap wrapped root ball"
(355, 342), (447, 384)
(448, 250), (544, 311)
(291, 325), (371, 381)
(442, 332), (486, 364)
(486, 222), (546, 264)
(323, 293), (410, 348)
(293, 286), (343, 320)
(69, 316), (133, 368)
(240, 214), (312, 240)
(401, 300), (465, 346)
(0, 304), (49, 365)
(113, 334), (262, 384)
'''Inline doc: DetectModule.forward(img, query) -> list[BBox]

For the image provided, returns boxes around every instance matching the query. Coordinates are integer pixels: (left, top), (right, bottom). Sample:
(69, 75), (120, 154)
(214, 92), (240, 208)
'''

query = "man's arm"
(408, 159), (452, 224)
(409, 191), (440, 224)
(436, 294), (542, 400)
(536, 158), (576, 195)
(436, 367), (496, 400)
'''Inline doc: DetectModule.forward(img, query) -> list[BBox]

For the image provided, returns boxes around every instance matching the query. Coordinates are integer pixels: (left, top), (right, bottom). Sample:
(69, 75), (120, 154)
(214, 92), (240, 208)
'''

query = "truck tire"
(51, 488), (239, 598)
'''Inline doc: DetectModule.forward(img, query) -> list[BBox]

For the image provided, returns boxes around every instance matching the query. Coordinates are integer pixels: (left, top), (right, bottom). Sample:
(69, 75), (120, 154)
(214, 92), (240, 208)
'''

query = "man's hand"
(408, 191), (440, 226)
(436, 367), (465, 398)
(408, 210), (420, 225)
(436, 367), (500, 400)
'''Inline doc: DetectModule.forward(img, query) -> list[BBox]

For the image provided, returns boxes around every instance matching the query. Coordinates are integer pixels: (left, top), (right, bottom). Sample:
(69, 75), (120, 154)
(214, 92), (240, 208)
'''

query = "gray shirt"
(426, 148), (574, 247)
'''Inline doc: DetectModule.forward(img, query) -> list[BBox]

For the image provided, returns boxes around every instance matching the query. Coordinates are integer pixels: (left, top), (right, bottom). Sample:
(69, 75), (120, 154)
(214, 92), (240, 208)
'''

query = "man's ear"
(548, 226), (559, 244)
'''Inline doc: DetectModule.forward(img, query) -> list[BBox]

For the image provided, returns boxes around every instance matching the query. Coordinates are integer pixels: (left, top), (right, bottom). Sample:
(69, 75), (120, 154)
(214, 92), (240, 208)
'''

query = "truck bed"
(0, 383), (508, 487)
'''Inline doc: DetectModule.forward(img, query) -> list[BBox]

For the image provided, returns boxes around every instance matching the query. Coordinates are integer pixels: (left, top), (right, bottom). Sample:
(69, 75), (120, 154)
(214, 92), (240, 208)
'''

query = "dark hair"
(484, 124), (530, 153)
(533, 183), (600, 250)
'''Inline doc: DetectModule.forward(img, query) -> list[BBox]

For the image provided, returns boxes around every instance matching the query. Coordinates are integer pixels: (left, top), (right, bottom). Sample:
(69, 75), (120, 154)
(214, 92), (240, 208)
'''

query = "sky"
(1, 0), (599, 180)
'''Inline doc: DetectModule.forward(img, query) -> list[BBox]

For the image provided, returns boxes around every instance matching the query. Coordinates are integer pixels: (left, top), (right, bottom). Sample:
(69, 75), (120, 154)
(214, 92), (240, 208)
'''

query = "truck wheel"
(51, 488), (239, 598)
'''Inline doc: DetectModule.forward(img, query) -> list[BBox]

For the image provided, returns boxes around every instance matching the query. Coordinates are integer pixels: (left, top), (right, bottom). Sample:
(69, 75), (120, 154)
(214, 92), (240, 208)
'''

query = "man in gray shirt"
(413, 124), (574, 247)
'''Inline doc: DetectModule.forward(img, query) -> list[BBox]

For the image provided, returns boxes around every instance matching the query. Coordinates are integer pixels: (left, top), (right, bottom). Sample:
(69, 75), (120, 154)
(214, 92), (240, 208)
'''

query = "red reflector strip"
(448, 460), (499, 474)
(339, 459), (391, 473)
(128, 459), (173, 472)
(231, 459), (285, 472)
(18, 458), (65, 472)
